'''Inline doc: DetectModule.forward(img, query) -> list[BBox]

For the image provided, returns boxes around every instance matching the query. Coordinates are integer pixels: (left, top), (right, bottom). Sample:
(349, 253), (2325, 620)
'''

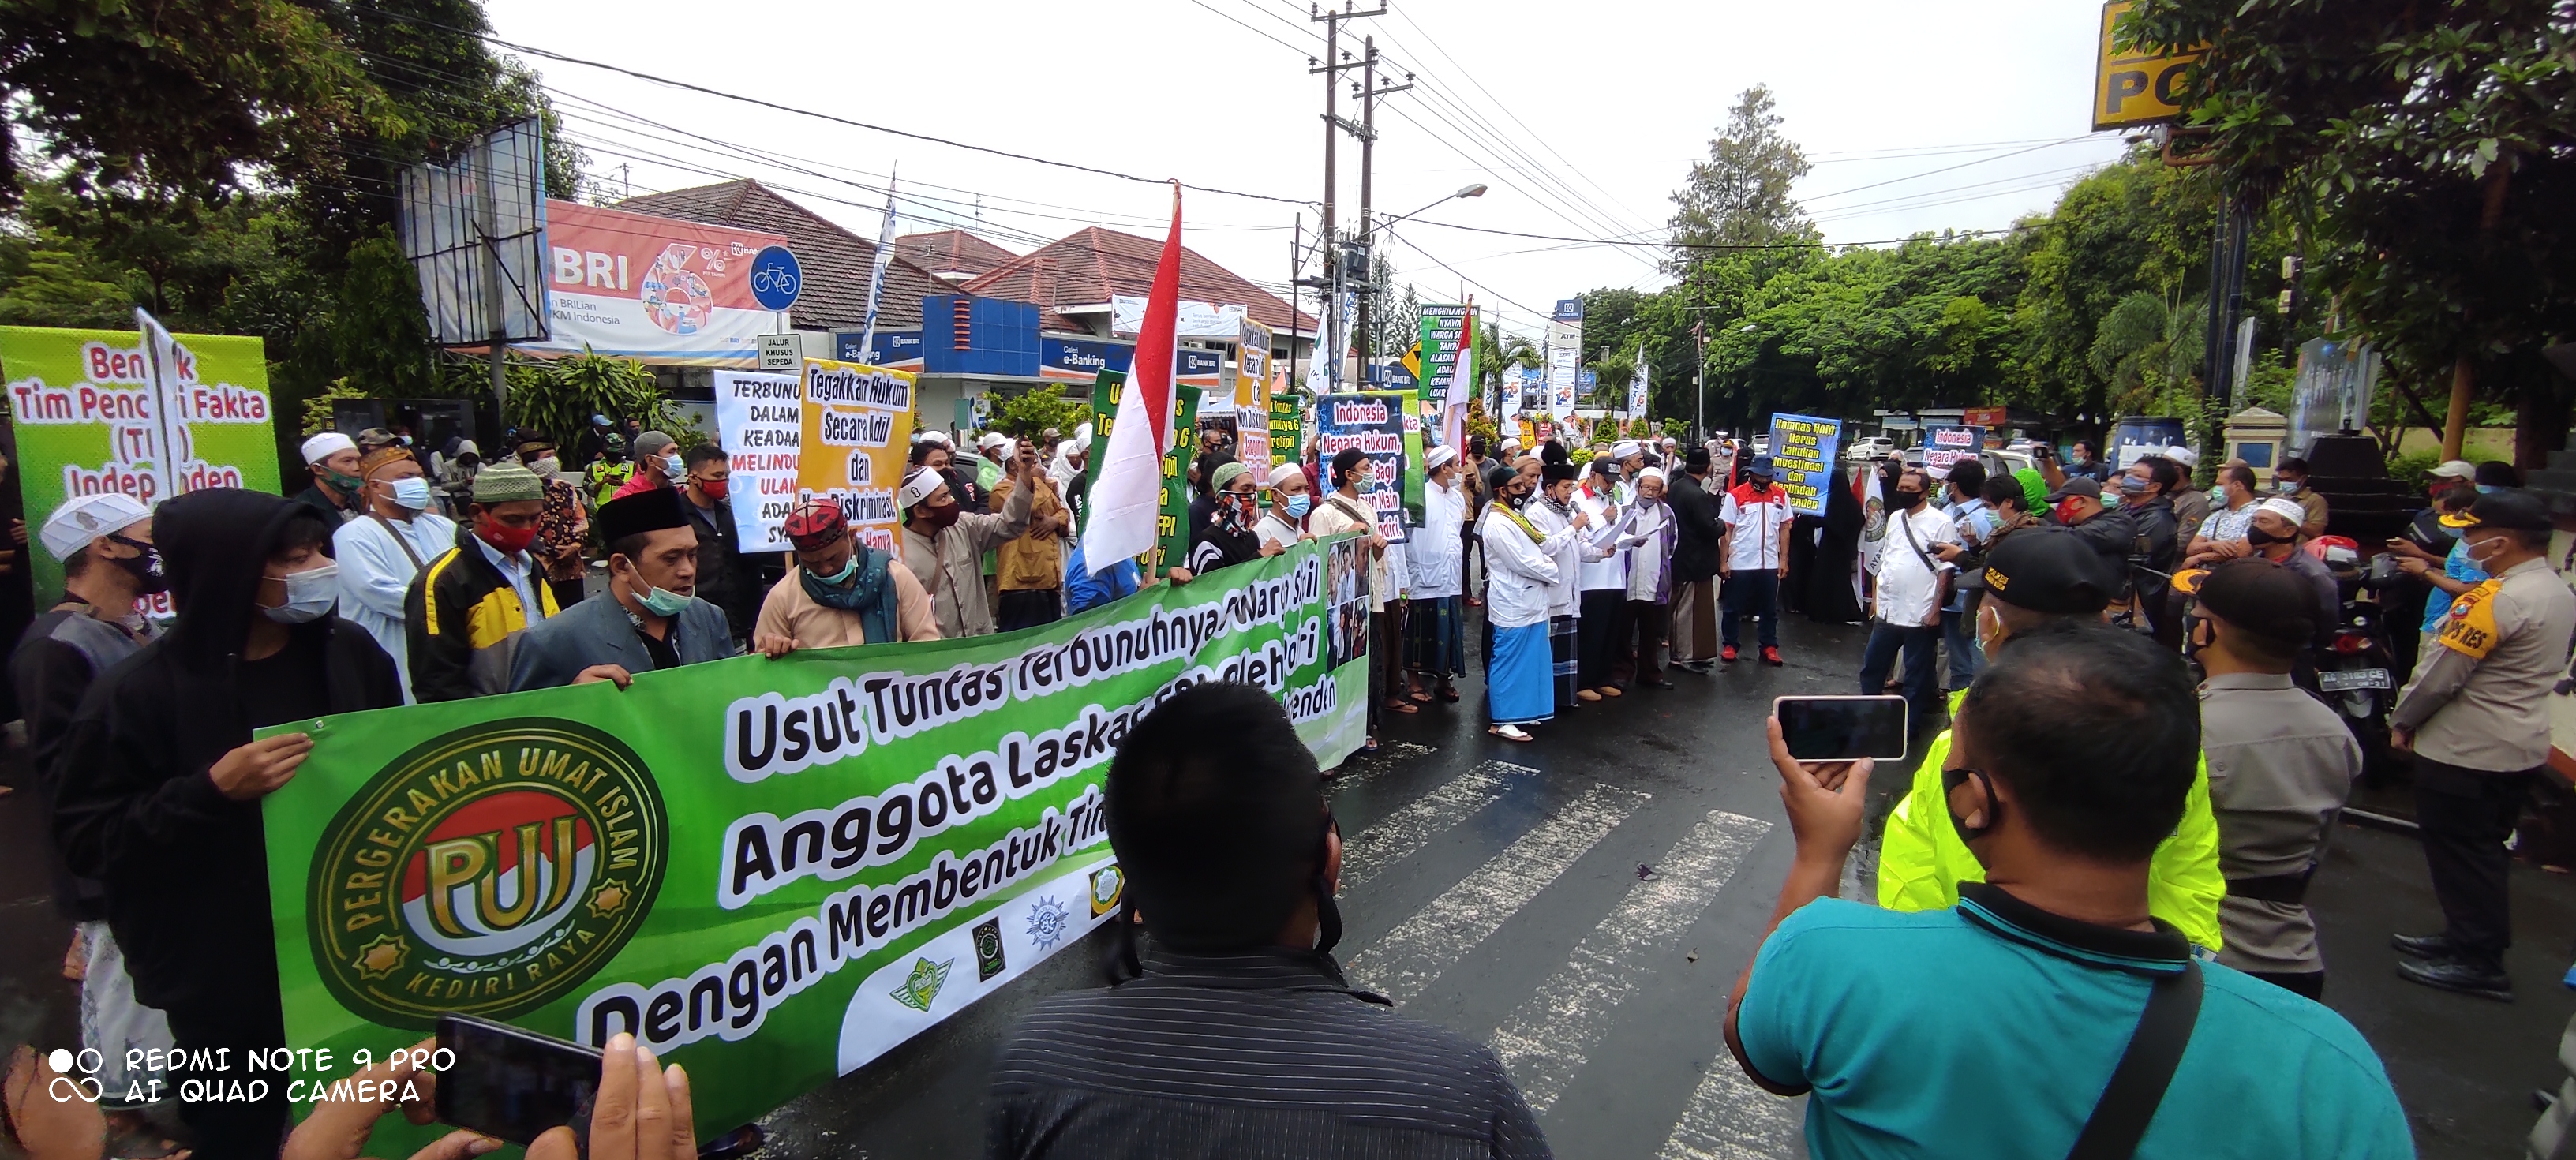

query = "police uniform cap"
(2441, 488), (2550, 531)
(1955, 528), (2114, 614)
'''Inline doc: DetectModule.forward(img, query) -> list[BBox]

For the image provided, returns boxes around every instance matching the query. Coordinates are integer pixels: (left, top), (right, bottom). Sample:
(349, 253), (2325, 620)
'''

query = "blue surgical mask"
(2475, 484), (2497, 495)
(263, 562), (339, 623)
(662, 455), (686, 482)
(1285, 494), (1312, 520)
(817, 554), (861, 586)
(2275, 478), (2300, 493)
(388, 477), (433, 511)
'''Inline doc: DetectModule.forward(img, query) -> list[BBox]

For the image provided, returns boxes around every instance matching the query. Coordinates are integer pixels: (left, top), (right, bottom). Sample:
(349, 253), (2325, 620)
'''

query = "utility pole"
(2197, 193), (2250, 468)
(1310, 2), (1383, 391)
(1354, 36), (1411, 376)
(1286, 213), (1301, 392)
(1694, 320), (1707, 445)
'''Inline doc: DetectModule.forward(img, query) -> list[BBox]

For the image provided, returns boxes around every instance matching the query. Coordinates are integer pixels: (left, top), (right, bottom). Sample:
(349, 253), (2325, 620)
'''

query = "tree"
(2125, 0), (2576, 464)
(1, 0), (382, 204)
(1663, 85), (1818, 275)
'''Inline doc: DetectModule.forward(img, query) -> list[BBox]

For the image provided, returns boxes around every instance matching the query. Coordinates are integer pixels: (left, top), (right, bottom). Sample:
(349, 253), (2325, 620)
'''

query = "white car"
(1845, 436), (1896, 462)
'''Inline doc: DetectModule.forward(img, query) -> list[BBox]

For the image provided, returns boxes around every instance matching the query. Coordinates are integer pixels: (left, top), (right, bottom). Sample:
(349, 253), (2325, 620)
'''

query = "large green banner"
(260, 541), (1371, 1145)
(0, 319), (283, 605)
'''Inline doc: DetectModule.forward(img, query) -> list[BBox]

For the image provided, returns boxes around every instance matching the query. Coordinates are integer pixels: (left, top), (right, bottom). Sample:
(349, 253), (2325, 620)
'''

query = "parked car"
(1845, 436), (1896, 462)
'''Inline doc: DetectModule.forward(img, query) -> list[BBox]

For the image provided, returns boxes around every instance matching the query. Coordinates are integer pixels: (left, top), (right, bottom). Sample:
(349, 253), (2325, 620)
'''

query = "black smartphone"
(435, 1014), (603, 1147)
(1774, 695), (1909, 761)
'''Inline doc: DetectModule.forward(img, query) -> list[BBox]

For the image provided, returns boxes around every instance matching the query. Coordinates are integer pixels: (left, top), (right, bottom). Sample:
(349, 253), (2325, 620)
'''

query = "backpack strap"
(2065, 958), (2203, 1160)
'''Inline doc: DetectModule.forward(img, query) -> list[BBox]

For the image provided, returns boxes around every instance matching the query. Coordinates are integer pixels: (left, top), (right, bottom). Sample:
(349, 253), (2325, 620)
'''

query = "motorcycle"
(2311, 539), (2404, 781)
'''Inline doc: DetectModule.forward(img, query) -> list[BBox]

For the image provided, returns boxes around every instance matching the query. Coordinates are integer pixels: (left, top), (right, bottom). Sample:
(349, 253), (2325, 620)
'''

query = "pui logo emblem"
(309, 720), (668, 1028)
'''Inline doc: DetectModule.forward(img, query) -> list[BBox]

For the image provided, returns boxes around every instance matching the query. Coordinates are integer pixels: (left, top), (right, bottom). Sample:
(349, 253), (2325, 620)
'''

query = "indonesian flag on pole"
(1084, 185), (1184, 572)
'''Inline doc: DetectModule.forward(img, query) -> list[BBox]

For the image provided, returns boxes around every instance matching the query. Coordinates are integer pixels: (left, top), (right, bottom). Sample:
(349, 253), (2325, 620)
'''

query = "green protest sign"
(1084, 370), (1198, 571)
(261, 542), (1372, 1147)
(0, 320), (283, 605)
(1416, 305), (1467, 402)
(1267, 378), (1302, 468)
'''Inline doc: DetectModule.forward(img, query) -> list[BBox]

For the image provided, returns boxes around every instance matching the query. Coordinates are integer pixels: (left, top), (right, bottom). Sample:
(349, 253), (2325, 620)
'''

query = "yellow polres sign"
(2093, 0), (2206, 131)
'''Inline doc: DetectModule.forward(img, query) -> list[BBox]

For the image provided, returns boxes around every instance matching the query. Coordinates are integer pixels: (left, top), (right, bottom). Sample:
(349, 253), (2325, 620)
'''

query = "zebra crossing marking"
(1335, 760), (1533, 889)
(1489, 809), (1774, 1114)
(1655, 1058), (1805, 1160)
(1343, 780), (1649, 1005)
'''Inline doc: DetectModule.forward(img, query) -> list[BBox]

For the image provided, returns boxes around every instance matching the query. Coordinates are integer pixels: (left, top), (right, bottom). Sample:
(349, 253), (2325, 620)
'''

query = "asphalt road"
(3, 616), (2571, 1158)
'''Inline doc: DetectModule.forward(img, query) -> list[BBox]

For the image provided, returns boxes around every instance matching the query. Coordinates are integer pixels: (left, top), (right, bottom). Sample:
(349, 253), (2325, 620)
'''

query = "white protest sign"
(712, 370), (804, 551)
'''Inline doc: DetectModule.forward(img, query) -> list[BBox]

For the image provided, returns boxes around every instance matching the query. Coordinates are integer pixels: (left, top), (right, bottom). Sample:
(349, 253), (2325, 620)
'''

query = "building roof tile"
(960, 226), (1316, 334)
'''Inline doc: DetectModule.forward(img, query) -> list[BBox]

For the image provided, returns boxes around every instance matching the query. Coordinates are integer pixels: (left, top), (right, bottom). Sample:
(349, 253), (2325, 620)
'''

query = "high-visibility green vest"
(1875, 689), (2228, 952)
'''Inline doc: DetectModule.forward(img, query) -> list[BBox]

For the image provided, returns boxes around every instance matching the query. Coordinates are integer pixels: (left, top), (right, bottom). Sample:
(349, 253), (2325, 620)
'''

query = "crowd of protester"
(9, 410), (2570, 1160)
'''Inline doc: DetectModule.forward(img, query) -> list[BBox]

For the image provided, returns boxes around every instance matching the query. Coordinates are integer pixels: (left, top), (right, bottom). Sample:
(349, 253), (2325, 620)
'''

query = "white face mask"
(388, 477), (433, 511)
(263, 561), (339, 623)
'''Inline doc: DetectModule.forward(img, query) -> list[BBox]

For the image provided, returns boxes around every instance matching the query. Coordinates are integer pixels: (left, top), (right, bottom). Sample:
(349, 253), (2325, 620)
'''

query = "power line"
(1380, 5), (1657, 230)
(1795, 136), (2092, 203)
(363, 7), (1315, 208)
(1391, 215), (2039, 252)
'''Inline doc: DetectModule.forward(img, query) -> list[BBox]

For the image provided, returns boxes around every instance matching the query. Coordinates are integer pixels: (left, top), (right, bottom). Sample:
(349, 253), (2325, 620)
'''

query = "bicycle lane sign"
(749, 245), (803, 311)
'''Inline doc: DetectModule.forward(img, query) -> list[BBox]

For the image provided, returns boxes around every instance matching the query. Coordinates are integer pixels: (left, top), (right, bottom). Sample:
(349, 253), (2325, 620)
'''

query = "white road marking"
(1656, 1059), (1805, 1160)
(1488, 809), (1774, 1113)
(1336, 760), (1533, 889)
(1343, 780), (1649, 1005)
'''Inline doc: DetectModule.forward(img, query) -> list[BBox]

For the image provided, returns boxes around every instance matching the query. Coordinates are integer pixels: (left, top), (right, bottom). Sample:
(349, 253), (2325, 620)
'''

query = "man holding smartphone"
(1858, 468), (1956, 725)
(1727, 621), (2409, 1158)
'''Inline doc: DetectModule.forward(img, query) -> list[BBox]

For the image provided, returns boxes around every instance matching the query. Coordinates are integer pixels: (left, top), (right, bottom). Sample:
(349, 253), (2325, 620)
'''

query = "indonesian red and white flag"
(1084, 185), (1185, 572)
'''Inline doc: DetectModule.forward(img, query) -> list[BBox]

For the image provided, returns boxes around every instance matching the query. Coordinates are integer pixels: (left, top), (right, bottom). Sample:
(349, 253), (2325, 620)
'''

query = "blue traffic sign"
(748, 245), (803, 311)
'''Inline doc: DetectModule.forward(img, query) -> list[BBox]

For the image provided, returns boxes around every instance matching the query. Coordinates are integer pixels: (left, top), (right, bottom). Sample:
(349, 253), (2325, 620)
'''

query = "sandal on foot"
(1488, 724), (1534, 742)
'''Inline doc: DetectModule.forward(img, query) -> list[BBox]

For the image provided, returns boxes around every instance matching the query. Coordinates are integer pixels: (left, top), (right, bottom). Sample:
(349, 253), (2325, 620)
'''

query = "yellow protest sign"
(795, 357), (915, 556)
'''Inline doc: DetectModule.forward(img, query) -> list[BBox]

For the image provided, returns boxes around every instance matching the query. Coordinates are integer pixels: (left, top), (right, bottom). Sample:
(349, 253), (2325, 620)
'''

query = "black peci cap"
(597, 487), (689, 545)
(1956, 528), (2115, 614)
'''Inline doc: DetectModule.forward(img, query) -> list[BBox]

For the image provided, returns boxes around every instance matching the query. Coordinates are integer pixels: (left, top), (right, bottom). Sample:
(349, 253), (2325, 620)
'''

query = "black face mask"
(2245, 525), (2284, 547)
(1311, 810), (1344, 956)
(1891, 488), (1926, 511)
(106, 534), (169, 595)
(1104, 808), (1343, 985)
(2184, 615), (2212, 658)
(1942, 765), (2000, 846)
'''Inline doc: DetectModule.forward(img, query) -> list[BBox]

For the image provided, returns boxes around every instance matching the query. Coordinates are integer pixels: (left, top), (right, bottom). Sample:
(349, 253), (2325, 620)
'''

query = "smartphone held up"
(435, 1015), (602, 1146)
(1773, 695), (1909, 762)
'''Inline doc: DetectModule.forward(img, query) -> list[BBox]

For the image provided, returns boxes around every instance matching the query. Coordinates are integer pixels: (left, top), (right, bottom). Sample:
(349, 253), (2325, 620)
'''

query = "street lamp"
(1382, 182), (1489, 229)
(1361, 182), (1488, 376)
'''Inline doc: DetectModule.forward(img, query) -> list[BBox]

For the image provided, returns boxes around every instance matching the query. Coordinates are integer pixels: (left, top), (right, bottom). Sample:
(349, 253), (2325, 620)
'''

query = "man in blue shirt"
(1063, 541), (1193, 616)
(1727, 619), (2413, 1159)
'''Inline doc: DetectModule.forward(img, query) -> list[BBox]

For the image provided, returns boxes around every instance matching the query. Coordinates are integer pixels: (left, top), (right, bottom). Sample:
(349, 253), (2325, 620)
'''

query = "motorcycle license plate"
(2319, 668), (2391, 691)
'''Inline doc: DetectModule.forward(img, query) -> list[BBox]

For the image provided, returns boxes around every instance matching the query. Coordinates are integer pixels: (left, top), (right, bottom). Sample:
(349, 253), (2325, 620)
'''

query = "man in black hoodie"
(52, 488), (403, 1160)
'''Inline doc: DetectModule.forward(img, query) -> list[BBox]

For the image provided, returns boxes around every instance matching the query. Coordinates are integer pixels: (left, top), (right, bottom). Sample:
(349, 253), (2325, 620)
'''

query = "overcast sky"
(484, 0), (2130, 339)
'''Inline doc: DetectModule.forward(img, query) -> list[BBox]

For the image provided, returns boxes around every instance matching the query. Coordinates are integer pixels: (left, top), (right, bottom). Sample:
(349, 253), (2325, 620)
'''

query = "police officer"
(1878, 529), (2226, 952)
(2389, 488), (2576, 1001)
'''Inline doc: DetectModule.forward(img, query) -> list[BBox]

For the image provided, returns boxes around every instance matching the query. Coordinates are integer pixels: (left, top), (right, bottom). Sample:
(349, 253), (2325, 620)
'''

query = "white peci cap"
(41, 492), (151, 559)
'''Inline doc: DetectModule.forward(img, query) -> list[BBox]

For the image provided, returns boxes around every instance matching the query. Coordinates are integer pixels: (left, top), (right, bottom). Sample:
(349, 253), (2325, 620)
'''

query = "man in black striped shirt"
(987, 683), (1552, 1159)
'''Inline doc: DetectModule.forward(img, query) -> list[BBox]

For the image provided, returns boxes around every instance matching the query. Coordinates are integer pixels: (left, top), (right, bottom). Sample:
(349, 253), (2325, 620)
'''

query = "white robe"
(1410, 479), (1467, 599)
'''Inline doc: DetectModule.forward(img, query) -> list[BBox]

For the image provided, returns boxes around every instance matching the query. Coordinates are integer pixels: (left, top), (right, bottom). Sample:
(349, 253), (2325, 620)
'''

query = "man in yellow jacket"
(1878, 529), (2227, 951)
